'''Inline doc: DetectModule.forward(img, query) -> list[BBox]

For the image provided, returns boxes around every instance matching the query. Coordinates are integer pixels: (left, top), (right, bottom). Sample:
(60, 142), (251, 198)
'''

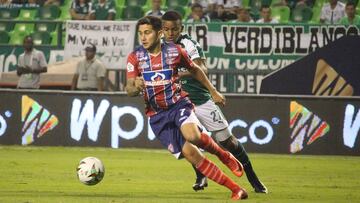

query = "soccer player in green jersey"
(161, 11), (268, 193)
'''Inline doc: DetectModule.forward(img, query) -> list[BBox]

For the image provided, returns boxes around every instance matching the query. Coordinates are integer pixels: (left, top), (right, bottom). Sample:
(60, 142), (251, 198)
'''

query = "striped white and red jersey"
(126, 41), (195, 116)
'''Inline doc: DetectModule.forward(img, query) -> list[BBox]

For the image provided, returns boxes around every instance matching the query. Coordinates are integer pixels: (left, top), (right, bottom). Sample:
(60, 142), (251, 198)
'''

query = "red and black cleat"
(231, 188), (248, 200)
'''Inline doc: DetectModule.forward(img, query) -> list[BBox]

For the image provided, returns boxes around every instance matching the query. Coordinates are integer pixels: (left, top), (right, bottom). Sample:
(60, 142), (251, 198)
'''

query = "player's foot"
(231, 188), (248, 200)
(192, 177), (208, 191)
(253, 181), (268, 194)
(222, 152), (244, 177)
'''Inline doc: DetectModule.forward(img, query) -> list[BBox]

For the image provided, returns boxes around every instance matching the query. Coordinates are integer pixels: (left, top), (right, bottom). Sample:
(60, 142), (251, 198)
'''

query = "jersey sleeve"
(126, 52), (139, 79)
(177, 46), (195, 70)
(182, 38), (203, 60)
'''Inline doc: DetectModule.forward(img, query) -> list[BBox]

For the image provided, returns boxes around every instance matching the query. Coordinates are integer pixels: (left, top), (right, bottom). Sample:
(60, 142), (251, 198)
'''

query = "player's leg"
(149, 109), (247, 200)
(179, 118), (243, 177)
(213, 129), (268, 193)
(191, 164), (208, 191)
(181, 141), (248, 200)
(195, 99), (267, 193)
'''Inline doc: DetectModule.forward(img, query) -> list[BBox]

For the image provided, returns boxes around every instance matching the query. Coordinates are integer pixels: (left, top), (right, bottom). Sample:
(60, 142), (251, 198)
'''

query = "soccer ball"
(77, 157), (105, 185)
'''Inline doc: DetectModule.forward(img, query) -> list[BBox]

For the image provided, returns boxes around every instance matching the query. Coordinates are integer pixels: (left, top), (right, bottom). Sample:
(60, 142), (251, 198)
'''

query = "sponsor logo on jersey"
(138, 61), (149, 70)
(143, 69), (172, 86)
(126, 62), (134, 72)
(289, 101), (330, 153)
(165, 46), (179, 58)
(136, 50), (145, 59)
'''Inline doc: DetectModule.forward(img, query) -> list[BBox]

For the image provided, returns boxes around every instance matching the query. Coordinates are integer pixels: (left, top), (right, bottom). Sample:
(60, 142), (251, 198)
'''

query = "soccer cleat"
(192, 177), (208, 191)
(231, 188), (248, 200)
(222, 152), (244, 177)
(253, 181), (268, 194)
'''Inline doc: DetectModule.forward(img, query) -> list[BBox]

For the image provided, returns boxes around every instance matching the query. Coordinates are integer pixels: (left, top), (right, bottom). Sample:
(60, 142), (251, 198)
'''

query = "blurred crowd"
(0, 0), (359, 24)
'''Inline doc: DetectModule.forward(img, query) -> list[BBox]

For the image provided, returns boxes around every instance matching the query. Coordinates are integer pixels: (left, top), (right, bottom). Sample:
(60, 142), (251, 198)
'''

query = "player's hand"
(211, 90), (226, 106)
(135, 76), (144, 91)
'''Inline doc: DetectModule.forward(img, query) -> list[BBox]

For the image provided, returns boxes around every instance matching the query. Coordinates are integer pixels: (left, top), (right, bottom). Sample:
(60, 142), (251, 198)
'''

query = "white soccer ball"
(77, 157), (105, 185)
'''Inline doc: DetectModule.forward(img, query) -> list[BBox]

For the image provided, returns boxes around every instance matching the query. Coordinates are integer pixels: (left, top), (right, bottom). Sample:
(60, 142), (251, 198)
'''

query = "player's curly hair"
(161, 10), (183, 21)
(136, 16), (162, 32)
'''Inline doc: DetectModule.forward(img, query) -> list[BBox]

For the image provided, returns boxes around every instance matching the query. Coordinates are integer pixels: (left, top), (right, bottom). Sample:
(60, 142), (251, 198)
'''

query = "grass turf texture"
(0, 146), (359, 203)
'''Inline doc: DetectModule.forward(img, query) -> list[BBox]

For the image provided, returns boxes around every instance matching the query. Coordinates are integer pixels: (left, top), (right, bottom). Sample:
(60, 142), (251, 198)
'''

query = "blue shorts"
(149, 98), (194, 159)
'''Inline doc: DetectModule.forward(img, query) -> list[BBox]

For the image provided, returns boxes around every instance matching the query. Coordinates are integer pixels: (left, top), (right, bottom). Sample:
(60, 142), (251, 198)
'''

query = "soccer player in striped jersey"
(161, 11), (268, 193)
(126, 16), (248, 200)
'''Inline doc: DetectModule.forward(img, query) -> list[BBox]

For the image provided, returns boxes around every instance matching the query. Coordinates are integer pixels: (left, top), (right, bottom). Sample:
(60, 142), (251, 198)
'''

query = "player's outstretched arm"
(188, 63), (225, 106)
(179, 58), (207, 78)
(179, 49), (225, 106)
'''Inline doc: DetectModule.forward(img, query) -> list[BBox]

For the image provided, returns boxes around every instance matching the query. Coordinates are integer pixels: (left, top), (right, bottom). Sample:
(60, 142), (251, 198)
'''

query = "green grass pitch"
(0, 146), (359, 203)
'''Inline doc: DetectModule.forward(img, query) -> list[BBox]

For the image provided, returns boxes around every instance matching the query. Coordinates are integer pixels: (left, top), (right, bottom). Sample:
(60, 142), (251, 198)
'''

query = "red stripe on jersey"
(126, 42), (195, 117)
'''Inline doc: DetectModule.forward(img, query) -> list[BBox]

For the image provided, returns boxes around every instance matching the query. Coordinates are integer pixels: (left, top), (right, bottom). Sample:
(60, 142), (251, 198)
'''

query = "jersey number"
(210, 109), (224, 124)
(180, 108), (186, 116)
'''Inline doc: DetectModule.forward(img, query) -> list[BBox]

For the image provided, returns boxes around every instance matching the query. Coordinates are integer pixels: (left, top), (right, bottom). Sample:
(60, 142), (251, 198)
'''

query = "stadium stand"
(32, 31), (52, 45)
(9, 32), (28, 45)
(125, 0), (146, 7)
(0, 31), (10, 43)
(291, 5), (313, 23)
(122, 5), (144, 20)
(166, 0), (189, 8)
(38, 5), (61, 20)
(16, 8), (38, 21)
(35, 21), (57, 32)
(271, 5), (290, 23)
(13, 22), (35, 35)
(0, 0), (358, 46)
(0, 8), (19, 18)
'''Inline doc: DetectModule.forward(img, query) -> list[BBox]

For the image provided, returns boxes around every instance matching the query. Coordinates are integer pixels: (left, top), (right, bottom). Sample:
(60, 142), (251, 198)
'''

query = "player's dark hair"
(162, 10), (183, 21)
(136, 16), (162, 32)
(346, 2), (355, 7)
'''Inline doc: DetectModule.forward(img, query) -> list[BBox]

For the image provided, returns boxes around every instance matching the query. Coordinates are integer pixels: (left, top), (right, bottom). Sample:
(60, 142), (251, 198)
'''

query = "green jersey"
(176, 33), (211, 106)
(90, 0), (116, 20)
(339, 15), (360, 25)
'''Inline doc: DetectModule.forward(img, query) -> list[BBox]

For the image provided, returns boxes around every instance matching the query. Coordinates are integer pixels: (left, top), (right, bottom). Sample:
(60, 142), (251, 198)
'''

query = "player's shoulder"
(176, 33), (204, 59)
(177, 33), (202, 51)
(128, 46), (147, 60)
(177, 33), (197, 45)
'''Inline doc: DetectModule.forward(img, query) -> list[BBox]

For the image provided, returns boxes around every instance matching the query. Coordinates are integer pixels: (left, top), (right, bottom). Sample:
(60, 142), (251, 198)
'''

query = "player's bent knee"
(180, 123), (201, 143)
(182, 142), (204, 165)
